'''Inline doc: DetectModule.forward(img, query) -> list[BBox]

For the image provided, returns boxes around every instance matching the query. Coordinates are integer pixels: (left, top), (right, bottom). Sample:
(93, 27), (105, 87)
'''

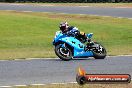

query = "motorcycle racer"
(53, 22), (107, 60)
(59, 22), (87, 43)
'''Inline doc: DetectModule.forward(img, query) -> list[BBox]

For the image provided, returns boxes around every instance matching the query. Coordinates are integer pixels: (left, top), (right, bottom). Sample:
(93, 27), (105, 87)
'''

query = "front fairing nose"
(52, 40), (55, 45)
(52, 31), (63, 45)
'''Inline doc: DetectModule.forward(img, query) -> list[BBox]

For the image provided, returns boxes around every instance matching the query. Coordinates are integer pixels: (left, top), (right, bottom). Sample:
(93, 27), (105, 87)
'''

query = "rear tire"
(55, 44), (72, 61)
(92, 42), (107, 59)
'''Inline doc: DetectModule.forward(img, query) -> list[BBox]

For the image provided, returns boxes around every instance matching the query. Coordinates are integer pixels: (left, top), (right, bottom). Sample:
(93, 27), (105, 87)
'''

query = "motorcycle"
(52, 31), (106, 61)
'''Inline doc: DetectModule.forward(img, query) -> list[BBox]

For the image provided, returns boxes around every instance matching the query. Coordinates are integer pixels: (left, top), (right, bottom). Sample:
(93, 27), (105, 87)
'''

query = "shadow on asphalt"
(41, 57), (104, 61)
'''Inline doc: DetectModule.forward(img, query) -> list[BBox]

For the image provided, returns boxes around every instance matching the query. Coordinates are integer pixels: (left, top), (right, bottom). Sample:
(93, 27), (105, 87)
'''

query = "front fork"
(61, 43), (66, 48)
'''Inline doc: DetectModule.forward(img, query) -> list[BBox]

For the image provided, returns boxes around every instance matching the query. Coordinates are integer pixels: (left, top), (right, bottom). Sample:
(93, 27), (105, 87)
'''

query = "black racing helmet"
(59, 22), (69, 33)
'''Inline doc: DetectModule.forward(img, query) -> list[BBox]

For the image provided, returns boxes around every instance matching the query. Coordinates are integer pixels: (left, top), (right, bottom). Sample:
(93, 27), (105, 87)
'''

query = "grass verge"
(15, 82), (132, 88)
(0, 11), (132, 60)
(24, 3), (132, 8)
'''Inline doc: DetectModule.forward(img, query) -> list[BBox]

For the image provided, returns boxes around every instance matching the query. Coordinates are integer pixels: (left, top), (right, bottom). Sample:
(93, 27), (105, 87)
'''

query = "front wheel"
(55, 44), (73, 61)
(92, 42), (107, 59)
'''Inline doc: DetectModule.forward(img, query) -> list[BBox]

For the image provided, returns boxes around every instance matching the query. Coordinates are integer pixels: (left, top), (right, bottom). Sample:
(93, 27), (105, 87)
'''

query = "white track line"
(79, 6), (90, 7)
(128, 18), (132, 20)
(11, 4), (25, 6)
(14, 85), (27, 87)
(115, 7), (132, 8)
(38, 5), (54, 7)
(107, 55), (132, 57)
(51, 83), (66, 85)
(0, 60), (9, 61)
(0, 86), (11, 88)
(4, 10), (16, 12)
(30, 84), (46, 86)
(22, 11), (33, 13)
(0, 55), (132, 62)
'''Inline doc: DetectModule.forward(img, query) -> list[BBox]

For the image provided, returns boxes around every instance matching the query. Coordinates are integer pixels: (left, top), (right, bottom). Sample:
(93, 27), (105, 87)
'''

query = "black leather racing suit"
(64, 26), (87, 43)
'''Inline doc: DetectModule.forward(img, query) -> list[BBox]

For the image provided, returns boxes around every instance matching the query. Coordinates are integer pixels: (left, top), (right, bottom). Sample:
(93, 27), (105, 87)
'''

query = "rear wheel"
(92, 42), (107, 59)
(55, 44), (72, 61)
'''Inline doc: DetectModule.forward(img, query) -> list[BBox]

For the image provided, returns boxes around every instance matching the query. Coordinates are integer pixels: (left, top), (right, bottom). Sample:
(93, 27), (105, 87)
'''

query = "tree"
(5, 0), (15, 2)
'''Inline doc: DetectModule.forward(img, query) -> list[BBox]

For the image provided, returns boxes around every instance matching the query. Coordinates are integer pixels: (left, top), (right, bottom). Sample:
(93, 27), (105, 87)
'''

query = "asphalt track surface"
(0, 56), (132, 86)
(0, 3), (132, 18)
(0, 3), (132, 86)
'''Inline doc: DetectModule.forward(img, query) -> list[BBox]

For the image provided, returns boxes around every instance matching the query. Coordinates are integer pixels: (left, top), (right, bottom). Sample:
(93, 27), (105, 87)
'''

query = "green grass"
(0, 11), (132, 60)
(14, 83), (132, 88)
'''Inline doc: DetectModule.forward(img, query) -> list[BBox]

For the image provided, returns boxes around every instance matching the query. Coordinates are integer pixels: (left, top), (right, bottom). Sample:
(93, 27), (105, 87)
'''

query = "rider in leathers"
(59, 22), (87, 43)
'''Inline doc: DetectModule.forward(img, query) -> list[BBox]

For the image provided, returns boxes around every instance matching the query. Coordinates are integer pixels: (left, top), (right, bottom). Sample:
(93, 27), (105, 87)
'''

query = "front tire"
(55, 44), (72, 61)
(92, 42), (107, 59)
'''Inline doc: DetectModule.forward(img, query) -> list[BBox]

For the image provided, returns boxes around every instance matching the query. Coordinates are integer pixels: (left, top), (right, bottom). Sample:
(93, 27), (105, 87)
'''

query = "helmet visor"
(60, 26), (66, 32)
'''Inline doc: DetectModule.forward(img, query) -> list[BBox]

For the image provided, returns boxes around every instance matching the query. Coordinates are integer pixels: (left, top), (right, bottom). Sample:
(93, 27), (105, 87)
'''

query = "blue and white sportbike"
(52, 31), (107, 61)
